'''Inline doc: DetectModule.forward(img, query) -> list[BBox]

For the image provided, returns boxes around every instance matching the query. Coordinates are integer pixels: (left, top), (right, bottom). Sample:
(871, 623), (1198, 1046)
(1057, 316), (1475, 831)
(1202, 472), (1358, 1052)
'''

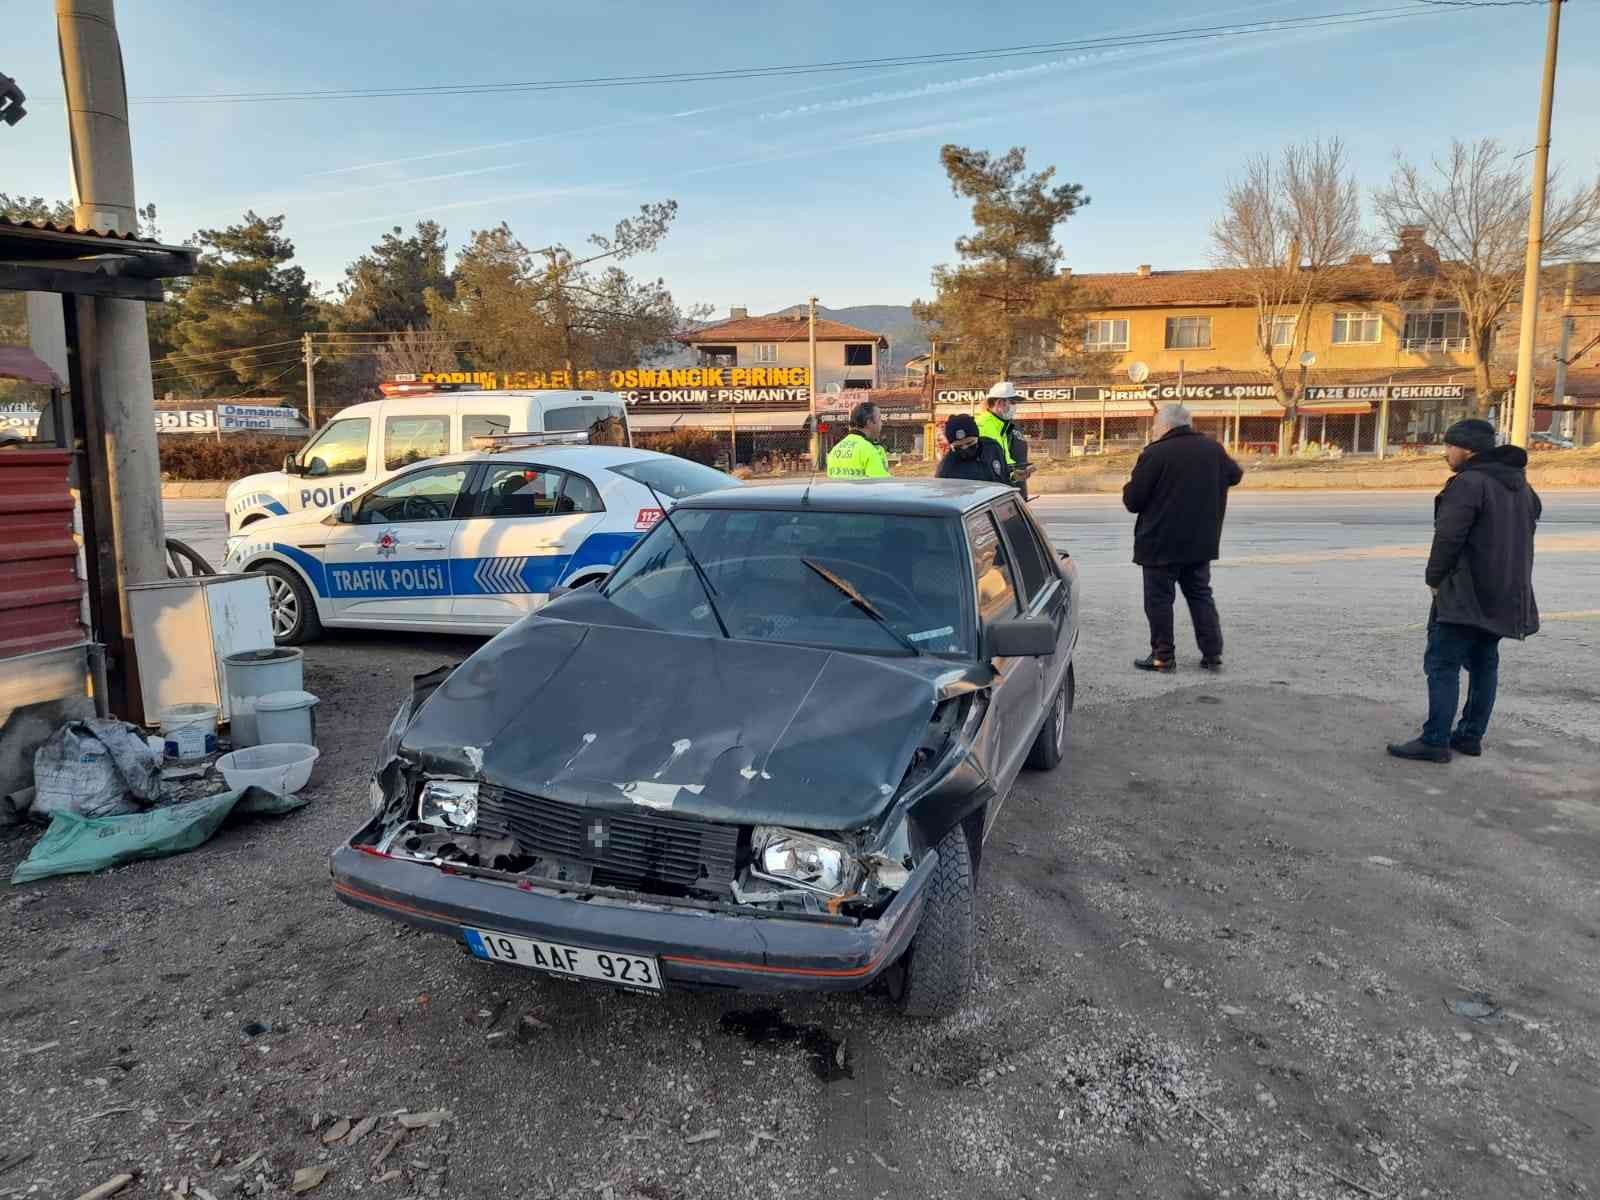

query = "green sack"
(10, 787), (309, 885)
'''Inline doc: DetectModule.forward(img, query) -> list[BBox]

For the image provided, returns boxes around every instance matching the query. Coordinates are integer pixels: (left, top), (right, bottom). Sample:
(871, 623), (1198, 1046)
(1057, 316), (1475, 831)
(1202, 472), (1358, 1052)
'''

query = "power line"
(102, 5), (1466, 106)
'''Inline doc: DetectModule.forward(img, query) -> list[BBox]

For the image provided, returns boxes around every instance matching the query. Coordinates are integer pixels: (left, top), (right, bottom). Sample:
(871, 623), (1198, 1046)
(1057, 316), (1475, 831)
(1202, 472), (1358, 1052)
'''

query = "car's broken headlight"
(418, 780), (478, 830)
(750, 827), (865, 897)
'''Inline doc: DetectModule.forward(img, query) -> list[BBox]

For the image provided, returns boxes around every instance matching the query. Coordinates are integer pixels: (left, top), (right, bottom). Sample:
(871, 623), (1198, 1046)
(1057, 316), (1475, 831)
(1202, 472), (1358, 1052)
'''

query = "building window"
(843, 378), (872, 390)
(1083, 319), (1129, 351)
(1260, 315), (1296, 348)
(699, 345), (736, 368)
(1402, 310), (1470, 352)
(753, 343), (778, 363)
(1164, 316), (1212, 350)
(1332, 312), (1382, 345)
(843, 343), (874, 366)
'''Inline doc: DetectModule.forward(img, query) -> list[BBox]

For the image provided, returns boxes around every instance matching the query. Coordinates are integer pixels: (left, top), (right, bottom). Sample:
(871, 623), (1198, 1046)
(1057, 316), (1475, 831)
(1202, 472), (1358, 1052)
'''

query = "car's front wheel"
(259, 563), (322, 645)
(896, 824), (976, 1018)
(1026, 663), (1073, 771)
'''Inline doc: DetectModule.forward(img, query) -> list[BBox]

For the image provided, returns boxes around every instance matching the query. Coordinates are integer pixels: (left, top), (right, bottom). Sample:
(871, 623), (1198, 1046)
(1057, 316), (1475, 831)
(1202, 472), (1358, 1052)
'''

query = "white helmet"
(987, 380), (1020, 402)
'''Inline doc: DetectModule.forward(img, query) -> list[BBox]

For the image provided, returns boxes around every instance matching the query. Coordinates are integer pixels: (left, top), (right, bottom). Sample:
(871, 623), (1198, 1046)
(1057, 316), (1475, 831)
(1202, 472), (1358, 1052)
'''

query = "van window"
(545, 402), (625, 433)
(384, 414), (449, 470)
(300, 417), (370, 475)
(462, 413), (511, 447)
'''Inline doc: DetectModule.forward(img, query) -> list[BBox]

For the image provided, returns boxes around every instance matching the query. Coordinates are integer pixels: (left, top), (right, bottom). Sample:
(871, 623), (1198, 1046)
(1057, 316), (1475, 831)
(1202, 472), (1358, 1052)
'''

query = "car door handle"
(410, 541), (447, 551)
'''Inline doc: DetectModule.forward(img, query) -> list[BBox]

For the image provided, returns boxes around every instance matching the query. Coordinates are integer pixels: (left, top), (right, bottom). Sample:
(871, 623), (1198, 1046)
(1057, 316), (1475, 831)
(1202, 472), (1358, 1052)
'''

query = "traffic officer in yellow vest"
(977, 381), (1019, 471)
(825, 401), (891, 479)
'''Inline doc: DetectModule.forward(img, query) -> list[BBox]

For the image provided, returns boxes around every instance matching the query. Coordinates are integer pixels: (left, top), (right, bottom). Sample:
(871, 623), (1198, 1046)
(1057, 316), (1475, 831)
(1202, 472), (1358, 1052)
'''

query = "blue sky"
(6, 1), (1598, 316)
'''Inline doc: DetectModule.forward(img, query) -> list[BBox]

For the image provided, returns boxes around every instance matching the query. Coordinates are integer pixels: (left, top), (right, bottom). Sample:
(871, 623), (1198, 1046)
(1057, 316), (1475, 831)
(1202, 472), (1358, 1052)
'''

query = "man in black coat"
(1122, 403), (1244, 672)
(936, 413), (1013, 486)
(1388, 419), (1541, 763)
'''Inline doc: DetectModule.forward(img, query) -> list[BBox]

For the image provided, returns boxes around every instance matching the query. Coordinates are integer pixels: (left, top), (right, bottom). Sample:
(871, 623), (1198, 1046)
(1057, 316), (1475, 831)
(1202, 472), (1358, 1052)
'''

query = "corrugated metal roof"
(0, 450), (86, 660)
(678, 314), (888, 346)
(0, 214), (175, 246)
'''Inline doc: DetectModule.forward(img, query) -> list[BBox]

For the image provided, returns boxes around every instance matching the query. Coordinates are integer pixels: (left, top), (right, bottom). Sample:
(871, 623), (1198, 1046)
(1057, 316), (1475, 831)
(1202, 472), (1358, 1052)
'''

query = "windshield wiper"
(800, 558), (922, 656)
(640, 482), (731, 639)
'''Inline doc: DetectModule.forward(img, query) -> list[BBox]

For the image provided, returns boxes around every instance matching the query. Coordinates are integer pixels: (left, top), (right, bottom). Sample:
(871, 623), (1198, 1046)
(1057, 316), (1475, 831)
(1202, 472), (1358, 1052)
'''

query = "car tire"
(896, 824), (976, 1019)
(1026, 664), (1073, 772)
(259, 563), (322, 645)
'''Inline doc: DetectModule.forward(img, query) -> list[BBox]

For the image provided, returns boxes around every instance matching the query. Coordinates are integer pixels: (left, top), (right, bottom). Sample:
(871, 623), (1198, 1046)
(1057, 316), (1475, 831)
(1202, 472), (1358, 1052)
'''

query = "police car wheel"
(259, 563), (322, 645)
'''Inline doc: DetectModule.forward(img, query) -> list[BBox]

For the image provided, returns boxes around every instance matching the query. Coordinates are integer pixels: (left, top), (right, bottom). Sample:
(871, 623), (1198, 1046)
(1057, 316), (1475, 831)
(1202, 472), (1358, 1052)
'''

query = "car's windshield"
(601, 508), (972, 657)
(609, 457), (737, 500)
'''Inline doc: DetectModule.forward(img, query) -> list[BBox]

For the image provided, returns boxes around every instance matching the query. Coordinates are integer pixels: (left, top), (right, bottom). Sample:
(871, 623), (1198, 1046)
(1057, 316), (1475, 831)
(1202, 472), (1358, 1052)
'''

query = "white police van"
(224, 384), (632, 534)
(222, 442), (736, 644)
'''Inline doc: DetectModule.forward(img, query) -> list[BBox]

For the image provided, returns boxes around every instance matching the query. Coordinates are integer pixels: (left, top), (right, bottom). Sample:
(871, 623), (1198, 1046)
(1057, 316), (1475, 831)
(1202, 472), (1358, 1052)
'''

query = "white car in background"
(224, 387), (633, 533)
(222, 445), (735, 644)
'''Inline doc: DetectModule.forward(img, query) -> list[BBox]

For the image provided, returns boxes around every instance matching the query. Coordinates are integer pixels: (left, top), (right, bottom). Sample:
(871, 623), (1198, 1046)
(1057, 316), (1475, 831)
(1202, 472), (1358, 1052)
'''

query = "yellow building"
(934, 231), (1492, 455)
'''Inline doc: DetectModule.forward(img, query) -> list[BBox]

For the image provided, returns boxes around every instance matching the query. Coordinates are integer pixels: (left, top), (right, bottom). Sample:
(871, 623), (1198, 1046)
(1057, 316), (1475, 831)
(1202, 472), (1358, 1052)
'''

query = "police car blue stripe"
(271, 543), (328, 593)
(263, 499), (288, 516)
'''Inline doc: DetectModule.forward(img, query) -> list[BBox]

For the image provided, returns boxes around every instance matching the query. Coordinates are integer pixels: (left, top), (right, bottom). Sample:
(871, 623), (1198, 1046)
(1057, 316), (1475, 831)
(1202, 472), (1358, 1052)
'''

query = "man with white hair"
(1121, 402), (1244, 672)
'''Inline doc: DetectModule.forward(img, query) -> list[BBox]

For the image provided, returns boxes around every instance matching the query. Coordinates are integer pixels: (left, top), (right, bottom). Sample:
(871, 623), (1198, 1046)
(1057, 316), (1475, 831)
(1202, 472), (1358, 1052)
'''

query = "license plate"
(463, 927), (662, 991)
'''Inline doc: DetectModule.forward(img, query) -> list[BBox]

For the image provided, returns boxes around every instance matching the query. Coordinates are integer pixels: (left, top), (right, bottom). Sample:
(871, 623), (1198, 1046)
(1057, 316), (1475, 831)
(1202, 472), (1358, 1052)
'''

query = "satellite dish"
(1299, 352), (1318, 368)
(1127, 361), (1150, 383)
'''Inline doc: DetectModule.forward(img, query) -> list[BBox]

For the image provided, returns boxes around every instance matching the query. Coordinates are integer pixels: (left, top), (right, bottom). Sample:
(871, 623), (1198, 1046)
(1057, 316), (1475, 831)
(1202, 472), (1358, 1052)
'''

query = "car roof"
(679, 479), (1016, 516)
(414, 444), (689, 471)
(335, 390), (625, 418)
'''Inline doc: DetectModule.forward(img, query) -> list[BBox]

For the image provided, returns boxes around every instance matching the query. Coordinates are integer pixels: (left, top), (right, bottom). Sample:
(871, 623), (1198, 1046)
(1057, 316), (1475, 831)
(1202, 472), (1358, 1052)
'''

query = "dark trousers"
(1422, 619), (1501, 746)
(1142, 562), (1222, 660)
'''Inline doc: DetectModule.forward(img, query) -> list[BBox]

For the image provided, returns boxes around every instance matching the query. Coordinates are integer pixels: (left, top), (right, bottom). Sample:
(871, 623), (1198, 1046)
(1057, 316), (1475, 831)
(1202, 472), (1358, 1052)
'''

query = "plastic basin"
(216, 743), (320, 796)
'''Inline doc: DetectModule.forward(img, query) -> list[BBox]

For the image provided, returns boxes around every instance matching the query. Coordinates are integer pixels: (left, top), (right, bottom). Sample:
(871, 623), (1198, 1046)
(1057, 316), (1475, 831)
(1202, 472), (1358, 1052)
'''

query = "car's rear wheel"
(259, 563), (322, 645)
(896, 824), (976, 1018)
(1026, 663), (1073, 771)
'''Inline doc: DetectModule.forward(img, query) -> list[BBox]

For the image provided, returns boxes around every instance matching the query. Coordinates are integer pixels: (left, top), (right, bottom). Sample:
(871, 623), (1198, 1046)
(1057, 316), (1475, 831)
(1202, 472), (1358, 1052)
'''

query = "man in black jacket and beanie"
(1122, 403), (1244, 672)
(1388, 419), (1540, 763)
(936, 413), (1013, 486)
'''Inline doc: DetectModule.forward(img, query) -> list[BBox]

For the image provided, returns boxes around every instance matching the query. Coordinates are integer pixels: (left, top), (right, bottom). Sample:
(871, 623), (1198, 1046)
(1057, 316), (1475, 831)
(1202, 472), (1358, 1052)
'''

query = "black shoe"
(1386, 738), (1451, 764)
(1200, 657), (1223, 671)
(1134, 655), (1175, 673)
(1450, 735), (1483, 757)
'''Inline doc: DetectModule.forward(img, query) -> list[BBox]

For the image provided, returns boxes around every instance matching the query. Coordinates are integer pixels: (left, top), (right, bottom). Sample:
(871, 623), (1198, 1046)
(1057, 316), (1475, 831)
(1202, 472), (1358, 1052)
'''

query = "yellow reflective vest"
(826, 432), (890, 479)
(975, 407), (1016, 466)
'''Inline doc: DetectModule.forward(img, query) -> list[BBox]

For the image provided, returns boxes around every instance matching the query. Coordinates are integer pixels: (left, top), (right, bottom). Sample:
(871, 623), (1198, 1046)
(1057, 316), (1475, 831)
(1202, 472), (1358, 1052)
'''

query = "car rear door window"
(475, 464), (566, 519)
(384, 414), (450, 470)
(462, 414), (511, 447)
(559, 472), (604, 514)
(965, 511), (1019, 622)
(995, 501), (1050, 604)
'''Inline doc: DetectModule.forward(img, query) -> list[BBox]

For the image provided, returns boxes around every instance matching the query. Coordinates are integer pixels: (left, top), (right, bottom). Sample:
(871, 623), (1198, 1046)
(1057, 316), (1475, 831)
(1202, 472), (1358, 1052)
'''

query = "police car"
(224, 383), (631, 534)
(222, 442), (737, 644)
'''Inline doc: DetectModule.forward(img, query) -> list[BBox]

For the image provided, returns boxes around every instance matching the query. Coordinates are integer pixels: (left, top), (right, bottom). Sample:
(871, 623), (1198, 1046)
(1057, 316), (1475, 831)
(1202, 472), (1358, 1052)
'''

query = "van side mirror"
(282, 453), (300, 476)
(982, 615), (1056, 659)
(336, 501), (355, 524)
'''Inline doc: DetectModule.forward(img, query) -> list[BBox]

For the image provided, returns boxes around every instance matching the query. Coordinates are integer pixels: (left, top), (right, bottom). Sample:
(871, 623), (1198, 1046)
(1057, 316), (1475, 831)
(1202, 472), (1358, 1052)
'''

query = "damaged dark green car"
(333, 481), (1078, 1017)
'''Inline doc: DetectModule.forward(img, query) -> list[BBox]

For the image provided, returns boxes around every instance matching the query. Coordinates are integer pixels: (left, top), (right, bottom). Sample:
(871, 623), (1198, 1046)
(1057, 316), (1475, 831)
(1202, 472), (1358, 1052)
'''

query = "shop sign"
(155, 409), (217, 433)
(1305, 384), (1466, 401)
(218, 404), (301, 432)
(411, 366), (811, 392)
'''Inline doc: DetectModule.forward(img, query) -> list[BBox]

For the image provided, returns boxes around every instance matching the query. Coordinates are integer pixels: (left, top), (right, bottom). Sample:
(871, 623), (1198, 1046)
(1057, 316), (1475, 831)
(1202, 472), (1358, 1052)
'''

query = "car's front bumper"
(330, 843), (934, 993)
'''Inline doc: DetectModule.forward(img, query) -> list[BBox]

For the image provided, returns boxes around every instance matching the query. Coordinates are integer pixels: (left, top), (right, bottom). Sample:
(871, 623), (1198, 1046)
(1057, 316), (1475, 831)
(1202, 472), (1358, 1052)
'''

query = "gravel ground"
(7, 499), (1600, 1200)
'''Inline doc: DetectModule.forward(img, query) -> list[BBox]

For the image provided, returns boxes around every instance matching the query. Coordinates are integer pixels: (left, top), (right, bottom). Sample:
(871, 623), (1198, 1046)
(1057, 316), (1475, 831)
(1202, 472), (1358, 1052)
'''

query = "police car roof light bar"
(471, 431), (593, 453)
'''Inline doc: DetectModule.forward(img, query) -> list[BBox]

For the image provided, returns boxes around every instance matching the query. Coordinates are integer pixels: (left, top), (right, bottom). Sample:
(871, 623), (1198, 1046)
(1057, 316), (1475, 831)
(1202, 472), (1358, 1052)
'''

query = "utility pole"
(808, 296), (819, 469)
(1551, 262), (1576, 438)
(57, 3), (166, 596)
(302, 332), (319, 427)
(1509, 0), (1564, 449)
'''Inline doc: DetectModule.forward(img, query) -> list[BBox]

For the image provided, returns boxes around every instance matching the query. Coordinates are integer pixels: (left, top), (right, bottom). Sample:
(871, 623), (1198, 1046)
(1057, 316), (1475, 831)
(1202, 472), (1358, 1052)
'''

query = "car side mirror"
(282, 453), (300, 476)
(336, 501), (355, 524)
(982, 615), (1056, 659)
(306, 456), (329, 478)
(548, 576), (601, 600)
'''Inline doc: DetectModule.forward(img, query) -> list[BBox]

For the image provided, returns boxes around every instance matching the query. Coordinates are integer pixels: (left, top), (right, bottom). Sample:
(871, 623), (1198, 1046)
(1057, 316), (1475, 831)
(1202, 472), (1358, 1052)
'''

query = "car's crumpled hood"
(399, 598), (961, 830)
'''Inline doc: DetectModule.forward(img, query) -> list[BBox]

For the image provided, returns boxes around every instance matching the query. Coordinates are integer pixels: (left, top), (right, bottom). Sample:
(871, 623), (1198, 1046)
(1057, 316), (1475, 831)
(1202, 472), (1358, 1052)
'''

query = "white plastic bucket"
(255, 690), (319, 748)
(224, 647), (304, 747)
(159, 702), (219, 762)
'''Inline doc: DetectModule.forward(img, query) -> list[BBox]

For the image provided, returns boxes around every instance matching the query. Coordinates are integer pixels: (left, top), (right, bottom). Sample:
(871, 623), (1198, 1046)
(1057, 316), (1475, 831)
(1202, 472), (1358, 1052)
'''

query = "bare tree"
(1375, 138), (1600, 415)
(372, 325), (461, 377)
(1212, 138), (1366, 445)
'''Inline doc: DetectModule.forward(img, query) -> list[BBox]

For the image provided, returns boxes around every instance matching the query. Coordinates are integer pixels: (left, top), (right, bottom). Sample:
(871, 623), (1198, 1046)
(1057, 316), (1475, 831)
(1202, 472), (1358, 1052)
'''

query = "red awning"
(0, 347), (61, 387)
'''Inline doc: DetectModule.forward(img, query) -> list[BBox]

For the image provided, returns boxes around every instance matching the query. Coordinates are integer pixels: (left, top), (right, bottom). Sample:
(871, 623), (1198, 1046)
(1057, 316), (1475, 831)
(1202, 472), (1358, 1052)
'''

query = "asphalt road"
(164, 490), (1600, 740)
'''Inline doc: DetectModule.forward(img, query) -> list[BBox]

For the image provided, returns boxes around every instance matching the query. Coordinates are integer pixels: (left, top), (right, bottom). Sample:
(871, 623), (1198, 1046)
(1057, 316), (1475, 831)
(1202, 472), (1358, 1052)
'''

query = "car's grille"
(477, 784), (740, 892)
